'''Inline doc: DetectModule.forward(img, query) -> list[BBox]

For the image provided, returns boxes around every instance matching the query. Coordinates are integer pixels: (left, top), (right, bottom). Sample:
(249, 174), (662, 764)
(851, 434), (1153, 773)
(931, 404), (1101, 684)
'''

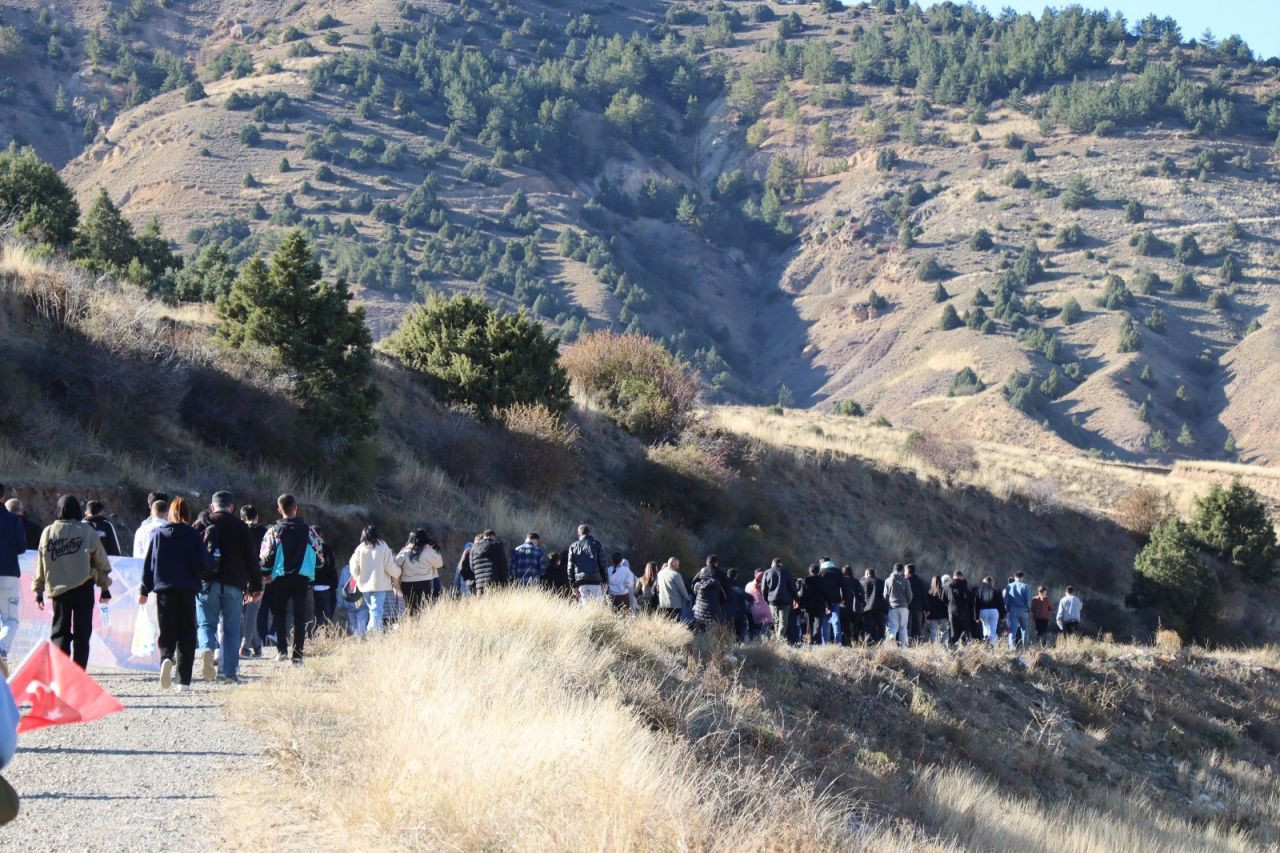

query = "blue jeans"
(363, 590), (390, 636)
(198, 582), (244, 677)
(826, 609), (842, 644)
(979, 608), (1000, 647)
(344, 603), (369, 636)
(1007, 610), (1030, 649)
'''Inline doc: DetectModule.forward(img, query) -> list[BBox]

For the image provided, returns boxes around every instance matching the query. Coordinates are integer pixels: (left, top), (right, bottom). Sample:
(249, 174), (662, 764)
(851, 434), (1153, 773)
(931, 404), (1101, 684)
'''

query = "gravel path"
(3, 658), (270, 852)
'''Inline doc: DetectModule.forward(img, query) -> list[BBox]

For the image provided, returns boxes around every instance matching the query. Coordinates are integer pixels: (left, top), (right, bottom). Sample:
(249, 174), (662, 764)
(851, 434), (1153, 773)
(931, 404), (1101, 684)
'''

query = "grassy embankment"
(226, 591), (1280, 852)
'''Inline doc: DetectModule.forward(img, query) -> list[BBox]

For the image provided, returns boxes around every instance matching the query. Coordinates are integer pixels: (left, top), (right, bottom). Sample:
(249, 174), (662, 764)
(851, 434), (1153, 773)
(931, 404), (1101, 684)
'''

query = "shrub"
(1130, 229), (1166, 256)
(1143, 309), (1167, 334)
(1059, 297), (1083, 324)
(239, 124), (262, 146)
(1190, 479), (1280, 583)
(1123, 198), (1145, 223)
(875, 149), (899, 171)
(1114, 486), (1174, 537)
(904, 182), (929, 206)
(1098, 275), (1133, 310)
(1174, 234), (1202, 265)
(1002, 371), (1040, 413)
(497, 403), (580, 493)
(917, 256), (946, 281)
(948, 367), (984, 397)
(900, 431), (978, 485)
(1171, 271), (1200, 298)
(931, 282), (949, 302)
(1132, 269), (1161, 294)
(561, 331), (699, 443)
(1055, 223), (1084, 248)
(968, 228), (993, 251)
(939, 304), (963, 330)
(0, 142), (80, 245)
(1219, 254), (1241, 284)
(1005, 169), (1030, 189)
(387, 293), (570, 418)
(1132, 518), (1217, 640)
(1061, 176), (1096, 210)
(1117, 315), (1141, 352)
(832, 399), (864, 416)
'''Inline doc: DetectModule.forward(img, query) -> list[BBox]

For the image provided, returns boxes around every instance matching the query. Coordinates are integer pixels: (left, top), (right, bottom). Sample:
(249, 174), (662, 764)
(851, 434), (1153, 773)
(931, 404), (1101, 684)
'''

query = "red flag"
(6, 640), (123, 734)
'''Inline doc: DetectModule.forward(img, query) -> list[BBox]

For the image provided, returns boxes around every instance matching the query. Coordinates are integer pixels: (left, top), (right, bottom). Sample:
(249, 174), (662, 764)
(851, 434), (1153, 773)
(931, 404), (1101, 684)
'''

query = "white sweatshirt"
(350, 541), (400, 593)
(607, 559), (636, 596)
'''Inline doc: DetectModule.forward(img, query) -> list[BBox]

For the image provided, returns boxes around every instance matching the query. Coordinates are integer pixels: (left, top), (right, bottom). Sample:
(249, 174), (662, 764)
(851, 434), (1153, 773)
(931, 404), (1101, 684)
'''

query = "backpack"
(201, 522), (224, 584)
(568, 537), (601, 584)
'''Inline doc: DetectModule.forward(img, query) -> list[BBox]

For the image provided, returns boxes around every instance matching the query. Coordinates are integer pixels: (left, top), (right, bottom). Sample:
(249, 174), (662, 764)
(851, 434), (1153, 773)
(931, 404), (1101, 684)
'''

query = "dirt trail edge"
(4, 660), (269, 851)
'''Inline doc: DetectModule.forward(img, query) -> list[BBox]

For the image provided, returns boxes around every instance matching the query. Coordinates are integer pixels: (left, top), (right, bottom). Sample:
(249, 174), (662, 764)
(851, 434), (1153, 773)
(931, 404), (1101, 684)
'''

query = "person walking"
(0, 484), (26, 672)
(139, 498), (209, 691)
(743, 570), (773, 639)
(395, 529), (444, 616)
(635, 562), (661, 613)
(83, 500), (122, 557)
(132, 492), (170, 558)
(1031, 586), (1054, 646)
(799, 565), (828, 645)
(5, 498), (42, 550)
(1057, 586), (1083, 636)
(884, 564), (913, 647)
(195, 491), (260, 683)
(310, 526), (339, 635)
(607, 553), (636, 614)
(861, 568), (886, 642)
(566, 524), (607, 603)
(349, 526), (399, 637)
(761, 559), (799, 643)
(336, 562), (368, 636)
(510, 533), (546, 586)
(656, 558), (690, 620)
(691, 557), (728, 633)
(1003, 571), (1032, 650)
(926, 576), (949, 643)
(462, 530), (509, 595)
(34, 496), (113, 669)
(240, 505), (268, 658)
(943, 570), (974, 646)
(974, 576), (1004, 647)
(905, 564), (928, 643)
(259, 494), (324, 662)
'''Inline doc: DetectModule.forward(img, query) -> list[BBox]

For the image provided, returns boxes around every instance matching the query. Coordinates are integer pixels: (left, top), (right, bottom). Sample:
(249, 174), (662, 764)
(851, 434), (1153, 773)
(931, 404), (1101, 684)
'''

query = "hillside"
(228, 591), (1280, 851)
(1, 0), (1278, 465)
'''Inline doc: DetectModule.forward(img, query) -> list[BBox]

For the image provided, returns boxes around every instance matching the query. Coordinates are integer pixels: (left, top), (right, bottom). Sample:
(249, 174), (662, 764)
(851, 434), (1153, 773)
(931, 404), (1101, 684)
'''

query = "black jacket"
(761, 566), (798, 606)
(316, 542), (339, 588)
(142, 522), (211, 594)
(926, 589), (948, 620)
(86, 516), (122, 557)
(567, 535), (606, 586)
(840, 574), (865, 611)
(692, 566), (728, 624)
(247, 523), (268, 575)
(818, 567), (844, 608)
(466, 536), (509, 591)
(944, 579), (973, 616)
(907, 574), (929, 612)
(861, 574), (886, 614)
(202, 510), (261, 593)
(21, 515), (42, 550)
(974, 582), (1005, 617)
(799, 576), (827, 615)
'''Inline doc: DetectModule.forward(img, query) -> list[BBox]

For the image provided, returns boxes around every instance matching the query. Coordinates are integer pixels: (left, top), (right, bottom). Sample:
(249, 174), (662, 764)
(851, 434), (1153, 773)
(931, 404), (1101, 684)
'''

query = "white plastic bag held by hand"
(131, 600), (160, 658)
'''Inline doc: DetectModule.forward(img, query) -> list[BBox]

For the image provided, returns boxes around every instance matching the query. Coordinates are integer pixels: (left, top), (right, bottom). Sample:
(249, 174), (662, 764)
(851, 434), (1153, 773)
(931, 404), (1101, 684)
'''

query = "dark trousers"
(863, 612), (886, 643)
(258, 583), (274, 640)
(51, 580), (95, 669)
(949, 613), (972, 645)
(156, 588), (197, 685)
(1062, 620), (1080, 637)
(311, 588), (336, 635)
(402, 579), (441, 617)
(659, 607), (682, 621)
(1035, 618), (1051, 645)
(908, 609), (926, 643)
(270, 574), (311, 659)
(838, 605), (855, 646)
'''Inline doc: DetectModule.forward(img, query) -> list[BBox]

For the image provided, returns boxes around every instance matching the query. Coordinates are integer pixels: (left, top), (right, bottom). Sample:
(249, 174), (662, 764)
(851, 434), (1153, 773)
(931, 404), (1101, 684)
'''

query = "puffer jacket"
(465, 535), (509, 592)
(34, 520), (113, 598)
(691, 566), (727, 624)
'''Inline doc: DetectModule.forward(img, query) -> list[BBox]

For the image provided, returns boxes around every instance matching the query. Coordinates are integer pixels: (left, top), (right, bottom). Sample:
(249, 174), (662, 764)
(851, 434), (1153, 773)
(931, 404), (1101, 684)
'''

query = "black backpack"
(568, 537), (601, 584)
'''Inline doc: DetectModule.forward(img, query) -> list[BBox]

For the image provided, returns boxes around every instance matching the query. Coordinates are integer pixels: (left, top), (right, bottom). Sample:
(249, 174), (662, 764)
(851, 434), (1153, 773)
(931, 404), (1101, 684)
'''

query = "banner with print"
(11, 554), (161, 672)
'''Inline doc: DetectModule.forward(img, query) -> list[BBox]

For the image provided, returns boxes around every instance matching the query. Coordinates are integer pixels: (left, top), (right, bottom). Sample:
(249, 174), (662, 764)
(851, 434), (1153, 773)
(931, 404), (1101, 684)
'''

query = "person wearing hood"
(942, 571), (974, 646)
(34, 495), (113, 669)
(974, 576), (1005, 647)
(138, 498), (210, 690)
(691, 555), (729, 632)
(350, 525), (399, 637)
(607, 553), (636, 614)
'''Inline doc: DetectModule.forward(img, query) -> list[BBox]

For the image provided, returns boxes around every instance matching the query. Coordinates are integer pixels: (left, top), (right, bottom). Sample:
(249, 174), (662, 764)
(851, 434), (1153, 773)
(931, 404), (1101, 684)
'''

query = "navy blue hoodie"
(141, 522), (211, 594)
(0, 505), (26, 578)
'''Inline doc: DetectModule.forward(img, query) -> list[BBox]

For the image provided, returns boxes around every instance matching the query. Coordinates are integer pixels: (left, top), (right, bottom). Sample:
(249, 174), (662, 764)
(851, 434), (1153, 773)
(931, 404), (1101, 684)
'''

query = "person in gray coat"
(655, 558), (691, 621)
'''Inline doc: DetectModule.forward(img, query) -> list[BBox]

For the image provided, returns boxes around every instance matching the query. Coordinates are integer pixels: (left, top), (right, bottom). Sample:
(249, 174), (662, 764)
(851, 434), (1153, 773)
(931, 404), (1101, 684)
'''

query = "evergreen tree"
(387, 292), (569, 417)
(174, 243), (236, 302)
(0, 142), (80, 245)
(73, 188), (139, 274)
(1190, 479), (1279, 583)
(939, 303), (963, 330)
(217, 230), (379, 444)
(132, 215), (179, 291)
(1132, 518), (1217, 639)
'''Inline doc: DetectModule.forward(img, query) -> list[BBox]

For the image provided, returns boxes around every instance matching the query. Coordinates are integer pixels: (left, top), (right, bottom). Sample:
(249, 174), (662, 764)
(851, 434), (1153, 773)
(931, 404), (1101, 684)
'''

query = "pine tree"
(132, 215), (178, 290)
(1132, 518), (1217, 639)
(0, 142), (80, 245)
(939, 304), (963, 330)
(1177, 422), (1195, 447)
(217, 230), (379, 445)
(73, 188), (139, 273)
(1190, 479), (1280, 583)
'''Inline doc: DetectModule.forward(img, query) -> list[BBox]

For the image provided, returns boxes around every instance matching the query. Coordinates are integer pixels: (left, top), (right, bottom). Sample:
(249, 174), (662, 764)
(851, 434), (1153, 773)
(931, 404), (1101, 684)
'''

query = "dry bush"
(1114, 485), (1176, 537)
(1155, 628), (1184, 653)
(497, 402), (581, 493)
(227, 591), (875, 851)
(1008, 476), (1061, 516)
(900, 430), (978, 485)
(561, 330), (699, 443)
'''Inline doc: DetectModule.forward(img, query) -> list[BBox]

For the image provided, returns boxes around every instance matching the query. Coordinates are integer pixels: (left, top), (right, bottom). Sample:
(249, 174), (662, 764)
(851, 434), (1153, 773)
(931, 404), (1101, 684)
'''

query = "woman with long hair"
(349, 525), (399, 636)
(926, 576), (949, 644)
(395, 528), (444, 617)
(635, 562), (660, 612)
(34, 495), (113, 670)
(138, 498), (209, 690)
(743, 570), (774, 640)
(975, 575), (1005, 647)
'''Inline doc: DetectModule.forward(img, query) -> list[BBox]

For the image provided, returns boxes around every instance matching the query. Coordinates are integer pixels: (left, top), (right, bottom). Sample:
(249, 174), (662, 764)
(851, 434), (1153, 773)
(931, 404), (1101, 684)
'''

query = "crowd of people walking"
(0, 485), (1088, 686)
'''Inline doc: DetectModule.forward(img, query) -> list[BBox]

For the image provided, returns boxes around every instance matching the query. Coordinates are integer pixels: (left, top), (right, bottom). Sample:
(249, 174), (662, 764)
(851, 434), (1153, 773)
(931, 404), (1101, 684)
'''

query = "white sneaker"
(200, 649), (216, 682)
(178, 684), (192, 693)
(159, 658), (174, 689)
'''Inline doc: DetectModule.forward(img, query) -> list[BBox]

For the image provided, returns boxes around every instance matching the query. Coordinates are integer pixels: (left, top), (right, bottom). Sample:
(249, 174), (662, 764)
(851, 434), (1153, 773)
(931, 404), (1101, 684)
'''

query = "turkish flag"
(6, 641), (124, 734)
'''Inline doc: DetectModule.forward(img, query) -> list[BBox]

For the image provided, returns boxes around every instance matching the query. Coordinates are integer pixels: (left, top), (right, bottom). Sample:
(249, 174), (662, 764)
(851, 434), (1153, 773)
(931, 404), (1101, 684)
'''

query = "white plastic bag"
(131, 600), (160, 659)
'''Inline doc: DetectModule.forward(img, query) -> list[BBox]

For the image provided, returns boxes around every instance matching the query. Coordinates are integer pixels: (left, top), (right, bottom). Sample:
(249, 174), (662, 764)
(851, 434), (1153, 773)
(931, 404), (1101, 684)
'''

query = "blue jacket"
(142, 522), (211, 594)
(0, 506), (25, 578)
(1003, 581), (1031, 613)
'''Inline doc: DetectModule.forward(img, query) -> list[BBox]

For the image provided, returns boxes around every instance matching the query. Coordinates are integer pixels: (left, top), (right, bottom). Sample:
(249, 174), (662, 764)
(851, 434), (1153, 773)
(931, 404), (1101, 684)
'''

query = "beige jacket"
(34, 520), (112, 598)
(350, 541), (400, 593)
(395, 545), (443, 583)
